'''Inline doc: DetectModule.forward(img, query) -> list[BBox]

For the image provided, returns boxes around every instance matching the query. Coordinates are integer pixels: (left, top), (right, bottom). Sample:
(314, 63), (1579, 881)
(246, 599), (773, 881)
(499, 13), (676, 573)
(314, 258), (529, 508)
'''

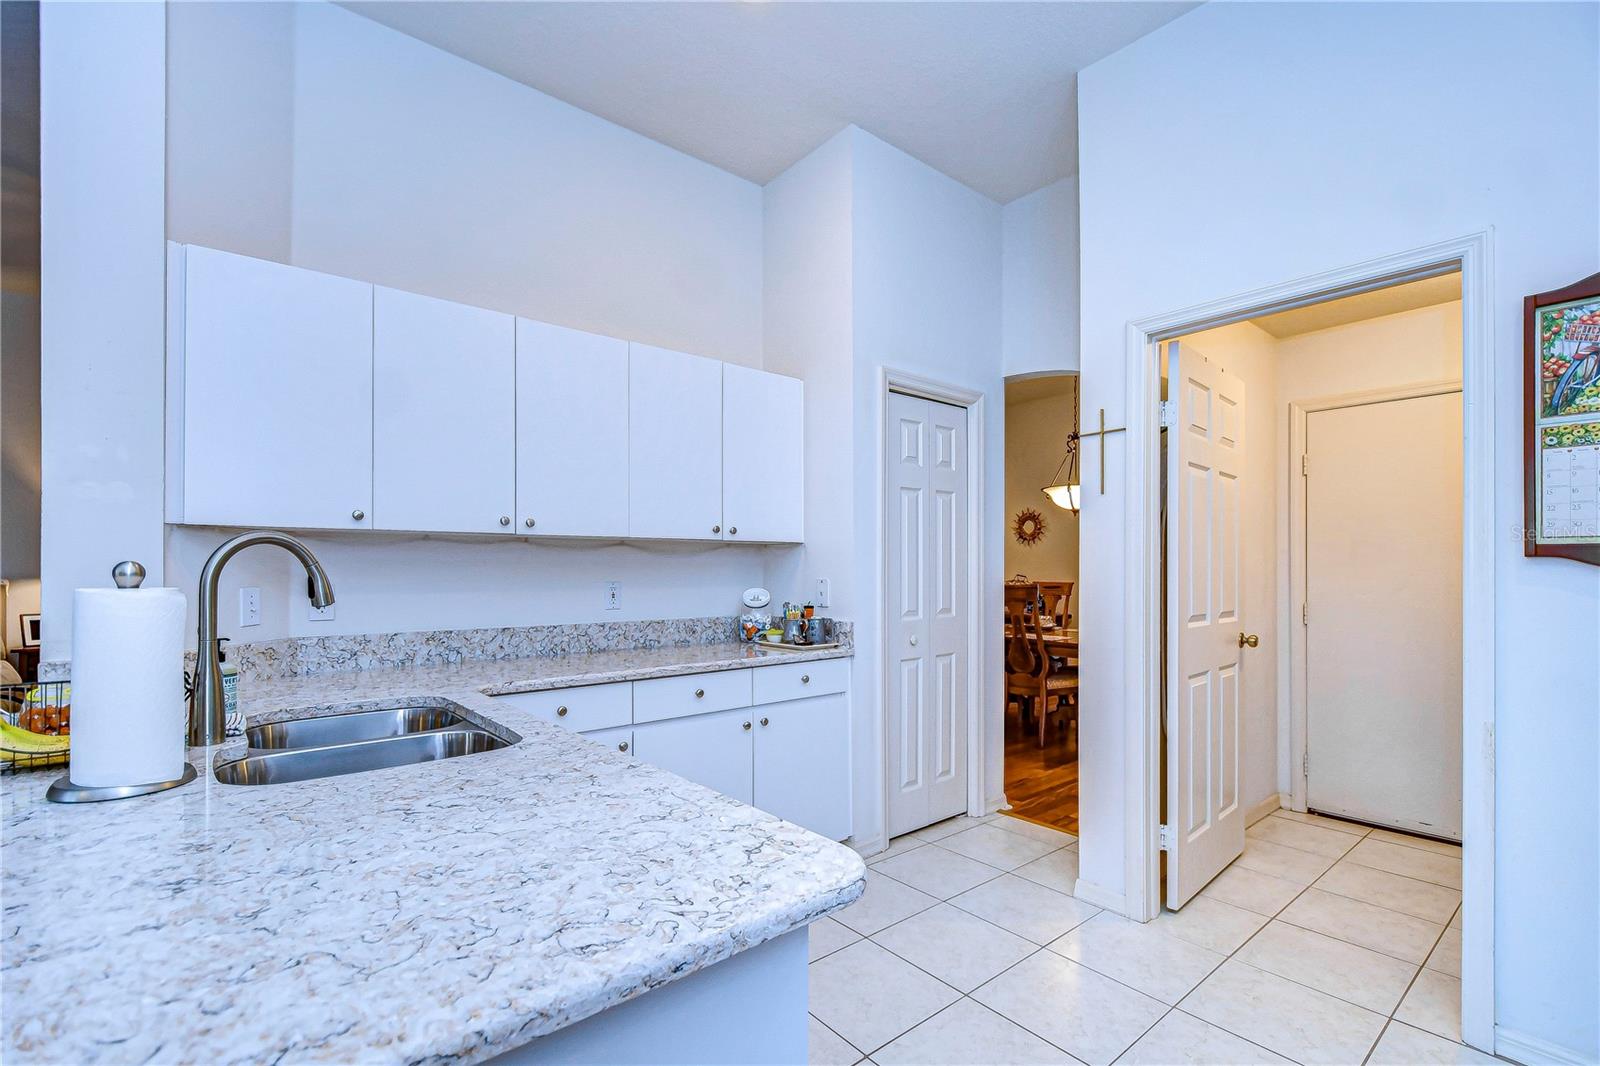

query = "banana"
(0, 719), (71, 765)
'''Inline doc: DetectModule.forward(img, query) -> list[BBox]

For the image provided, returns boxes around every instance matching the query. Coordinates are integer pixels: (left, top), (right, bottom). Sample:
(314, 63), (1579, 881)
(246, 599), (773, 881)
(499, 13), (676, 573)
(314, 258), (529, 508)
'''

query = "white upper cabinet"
(722, 365), (803, 543)
(181, 246), (374, 530)
(374, 287), (515, 534)
(516, 320), (629, 537)
(628, 343), (723, 540)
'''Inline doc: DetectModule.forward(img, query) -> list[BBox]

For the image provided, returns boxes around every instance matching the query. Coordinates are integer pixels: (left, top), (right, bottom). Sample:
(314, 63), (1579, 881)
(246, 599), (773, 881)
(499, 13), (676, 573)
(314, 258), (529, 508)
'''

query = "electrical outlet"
(308, 600), (336, 622)
(605, 581), (621, 611)
(239, 587), (261, 627)
(815, 577), (831, 609)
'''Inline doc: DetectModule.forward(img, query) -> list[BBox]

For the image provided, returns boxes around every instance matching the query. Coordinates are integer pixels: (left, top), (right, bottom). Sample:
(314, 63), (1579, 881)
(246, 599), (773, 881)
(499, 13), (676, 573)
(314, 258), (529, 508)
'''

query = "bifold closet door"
(884, 392), (969, 839)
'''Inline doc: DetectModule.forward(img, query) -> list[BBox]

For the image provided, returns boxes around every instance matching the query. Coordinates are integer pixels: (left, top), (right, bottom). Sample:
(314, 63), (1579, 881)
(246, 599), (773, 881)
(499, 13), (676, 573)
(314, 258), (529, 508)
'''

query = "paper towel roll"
(69, 587), (187, 787)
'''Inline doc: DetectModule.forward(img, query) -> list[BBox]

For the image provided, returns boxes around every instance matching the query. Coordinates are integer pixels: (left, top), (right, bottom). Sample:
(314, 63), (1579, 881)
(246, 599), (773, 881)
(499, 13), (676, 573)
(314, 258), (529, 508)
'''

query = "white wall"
(851, 128), (1005, 841)
(38, 1), (167, 664)
(160, 1), (773, 648)
(1003, 391), (1080, 589)
(1076, 4), (1599, 1056)
(1172, 323), (1280, 812)
(1002, 176), (1079, 378)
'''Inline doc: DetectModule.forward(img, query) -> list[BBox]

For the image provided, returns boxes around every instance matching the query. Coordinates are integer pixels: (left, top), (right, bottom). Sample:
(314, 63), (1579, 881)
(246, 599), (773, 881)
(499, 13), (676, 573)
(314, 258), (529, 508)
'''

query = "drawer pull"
(618, 741), (629, 752)
(695, 688), (705, 698)
(760, 716), (769, 727)
(801, 674), (810, 684)
(742, 720), (752, 731)
(556, 706), (568, 717)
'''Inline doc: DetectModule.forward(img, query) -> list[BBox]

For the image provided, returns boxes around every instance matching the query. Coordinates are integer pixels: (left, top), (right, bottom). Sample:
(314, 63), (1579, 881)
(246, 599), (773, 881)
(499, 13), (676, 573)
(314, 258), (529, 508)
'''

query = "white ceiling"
(339, 1), (1197, 204)
(1251, 273), (1462, 339)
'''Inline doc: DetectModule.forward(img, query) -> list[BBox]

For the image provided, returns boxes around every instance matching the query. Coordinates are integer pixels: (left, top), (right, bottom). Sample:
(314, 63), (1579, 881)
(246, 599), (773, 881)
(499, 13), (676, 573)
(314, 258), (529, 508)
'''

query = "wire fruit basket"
(1, 679), (72, 774)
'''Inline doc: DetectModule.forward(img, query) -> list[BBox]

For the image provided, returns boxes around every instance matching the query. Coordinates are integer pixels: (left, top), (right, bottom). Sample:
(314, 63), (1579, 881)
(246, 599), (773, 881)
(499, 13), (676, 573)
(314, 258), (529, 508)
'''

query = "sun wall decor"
(1012, 507), (1047, 546)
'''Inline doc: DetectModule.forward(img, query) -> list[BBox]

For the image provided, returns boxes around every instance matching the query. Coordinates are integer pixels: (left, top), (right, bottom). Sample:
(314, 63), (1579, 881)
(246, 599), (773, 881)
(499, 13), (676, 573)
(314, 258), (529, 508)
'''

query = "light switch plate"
(605, 581), (621, 611)
(239, 587), (261, 627)
(816, 578), (831, 609)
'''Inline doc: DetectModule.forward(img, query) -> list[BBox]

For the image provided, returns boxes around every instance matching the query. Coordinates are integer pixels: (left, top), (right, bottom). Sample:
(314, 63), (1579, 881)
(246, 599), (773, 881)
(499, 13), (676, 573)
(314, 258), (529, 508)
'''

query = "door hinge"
(1303, 750), (1310, 777)
(1159, 400), (1176, 428)
(1302, 602), (1309, 626)
(1301, 453), (1309, 476)
(1158, 824), (1174, 851)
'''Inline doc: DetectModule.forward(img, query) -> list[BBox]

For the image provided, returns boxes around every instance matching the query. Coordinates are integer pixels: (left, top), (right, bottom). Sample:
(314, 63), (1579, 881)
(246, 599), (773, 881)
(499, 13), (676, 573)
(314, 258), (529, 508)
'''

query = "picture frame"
(19, 614), (41, 649)
(1525, 271), (1600, 565)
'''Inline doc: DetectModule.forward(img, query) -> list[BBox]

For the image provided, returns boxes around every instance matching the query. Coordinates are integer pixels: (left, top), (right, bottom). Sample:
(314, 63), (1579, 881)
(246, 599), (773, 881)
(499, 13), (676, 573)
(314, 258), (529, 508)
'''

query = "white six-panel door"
(373, 287), (515, 534)
(182, 246), (374, 530)
(628, 343), (723, 540)
(516, 319), (630, 537)
(885, 392), (970, 839)
(1165, 341), (1248, 909)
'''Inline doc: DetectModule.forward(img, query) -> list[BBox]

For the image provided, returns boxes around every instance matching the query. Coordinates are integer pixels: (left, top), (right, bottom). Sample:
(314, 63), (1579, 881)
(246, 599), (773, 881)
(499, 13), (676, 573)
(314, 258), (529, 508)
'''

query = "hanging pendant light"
(1042, 374), (1082, 515)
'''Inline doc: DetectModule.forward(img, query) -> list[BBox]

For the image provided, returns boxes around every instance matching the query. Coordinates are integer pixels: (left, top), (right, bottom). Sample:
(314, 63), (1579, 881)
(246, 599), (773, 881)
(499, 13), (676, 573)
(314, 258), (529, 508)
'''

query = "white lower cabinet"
(583, 725), (634, 757)
(632, 708), (755, 806)
(753, 693), (851, 841)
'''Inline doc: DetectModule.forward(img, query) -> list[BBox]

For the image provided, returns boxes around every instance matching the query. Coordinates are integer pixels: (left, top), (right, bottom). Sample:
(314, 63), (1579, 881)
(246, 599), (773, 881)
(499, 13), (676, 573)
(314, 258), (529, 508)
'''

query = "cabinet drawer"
(490, 682), (632, 732)
(633, 669), (752, 724)
(582, 725), (634, 756)
(753, 658), (849, 705)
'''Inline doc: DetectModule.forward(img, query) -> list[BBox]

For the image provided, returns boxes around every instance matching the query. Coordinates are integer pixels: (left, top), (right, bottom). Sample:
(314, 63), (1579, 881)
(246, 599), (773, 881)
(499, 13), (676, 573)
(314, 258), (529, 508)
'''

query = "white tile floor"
(811, 810), (1492, 1065)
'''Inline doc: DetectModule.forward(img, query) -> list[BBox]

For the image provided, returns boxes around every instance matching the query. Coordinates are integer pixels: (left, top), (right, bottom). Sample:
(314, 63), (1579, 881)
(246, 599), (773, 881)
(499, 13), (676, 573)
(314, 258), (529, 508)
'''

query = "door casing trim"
(1120, 232), (1495, 1051)
(877, 368), (989, 846)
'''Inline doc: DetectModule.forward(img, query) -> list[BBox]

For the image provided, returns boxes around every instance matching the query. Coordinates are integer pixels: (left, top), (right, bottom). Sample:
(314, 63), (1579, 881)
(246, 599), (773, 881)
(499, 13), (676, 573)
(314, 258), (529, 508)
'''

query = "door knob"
(909, 635), (918, 646)
(1238, 632), (1260, 648)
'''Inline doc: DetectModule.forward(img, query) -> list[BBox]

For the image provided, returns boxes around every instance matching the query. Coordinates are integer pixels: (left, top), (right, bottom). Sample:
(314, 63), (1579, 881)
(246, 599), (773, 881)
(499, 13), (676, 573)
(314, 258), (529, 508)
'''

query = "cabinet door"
(722, 365), (803, 543)
(374, 287), (514, 533)
(632, 708), (753, 805)
(628, 343), (723, 540)
(516, 320), (629, 537)
(754, 693), (851, 839)
(182, 246), (373, 529)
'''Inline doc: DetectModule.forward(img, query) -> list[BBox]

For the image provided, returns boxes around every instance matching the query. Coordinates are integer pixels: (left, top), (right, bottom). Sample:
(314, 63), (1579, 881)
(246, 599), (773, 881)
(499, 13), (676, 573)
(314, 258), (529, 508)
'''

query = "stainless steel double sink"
(215, 703), (512, 786)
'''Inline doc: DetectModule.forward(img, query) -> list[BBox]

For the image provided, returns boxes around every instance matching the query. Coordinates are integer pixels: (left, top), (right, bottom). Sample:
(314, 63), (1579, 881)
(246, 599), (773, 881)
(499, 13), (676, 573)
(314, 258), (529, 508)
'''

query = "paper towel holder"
(45, 562), (199, 804)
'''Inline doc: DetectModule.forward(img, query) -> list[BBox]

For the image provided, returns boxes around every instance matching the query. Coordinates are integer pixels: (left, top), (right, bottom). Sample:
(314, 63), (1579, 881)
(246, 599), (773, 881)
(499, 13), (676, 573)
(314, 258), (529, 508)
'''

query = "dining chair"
(1036, 580), (1074, 629)
(1005, 585), (1078, 747)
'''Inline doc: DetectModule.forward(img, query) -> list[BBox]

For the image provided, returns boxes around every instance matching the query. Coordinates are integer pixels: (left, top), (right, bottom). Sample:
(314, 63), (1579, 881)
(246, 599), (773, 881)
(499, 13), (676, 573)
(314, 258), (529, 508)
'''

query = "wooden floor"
(1002, 706), (1080, 834)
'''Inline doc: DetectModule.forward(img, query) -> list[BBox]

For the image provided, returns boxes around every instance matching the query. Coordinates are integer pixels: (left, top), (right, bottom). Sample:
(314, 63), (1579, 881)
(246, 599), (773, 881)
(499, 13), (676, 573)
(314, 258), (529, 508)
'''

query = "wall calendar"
(1526, 271), (1600, 565)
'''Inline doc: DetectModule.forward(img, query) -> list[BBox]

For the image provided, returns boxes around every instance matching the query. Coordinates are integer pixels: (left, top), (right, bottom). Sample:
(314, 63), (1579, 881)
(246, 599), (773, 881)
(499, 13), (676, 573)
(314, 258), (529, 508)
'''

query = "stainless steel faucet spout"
(191, 531), (334, 747)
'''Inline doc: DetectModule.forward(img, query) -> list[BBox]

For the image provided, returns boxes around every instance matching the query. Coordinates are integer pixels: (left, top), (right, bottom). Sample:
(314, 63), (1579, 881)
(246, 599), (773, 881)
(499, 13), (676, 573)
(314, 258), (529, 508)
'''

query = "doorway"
(1001, 374), (1082, 834)
(1119, 236), (1493, 1052)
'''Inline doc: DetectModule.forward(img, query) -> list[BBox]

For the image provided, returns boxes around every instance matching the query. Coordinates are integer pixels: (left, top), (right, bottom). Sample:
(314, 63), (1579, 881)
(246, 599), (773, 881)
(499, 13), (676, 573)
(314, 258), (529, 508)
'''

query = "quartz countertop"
(1, 642), (864, 1064)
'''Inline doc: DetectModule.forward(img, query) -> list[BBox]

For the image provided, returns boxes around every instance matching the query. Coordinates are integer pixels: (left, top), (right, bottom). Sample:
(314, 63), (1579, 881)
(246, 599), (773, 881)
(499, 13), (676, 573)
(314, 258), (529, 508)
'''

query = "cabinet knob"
(760, 716), (769, 727)
(801, 674), (810, 684)
(618, 741), (629, 752)
(556, 705), (568, 717)
(352, 509), (365, 522)
(525, 518), (535, 529)
(729, 526), (737, 535)
(742, 721), (752, 731)
(695, 688), (705, 698)
(712, 525), (721, 534)
(500, 515), (511, 527)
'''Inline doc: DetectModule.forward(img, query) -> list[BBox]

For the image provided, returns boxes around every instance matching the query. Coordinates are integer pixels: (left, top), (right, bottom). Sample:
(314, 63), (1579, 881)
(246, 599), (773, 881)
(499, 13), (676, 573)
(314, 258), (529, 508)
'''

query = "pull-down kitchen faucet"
(191, 530), (334, 746)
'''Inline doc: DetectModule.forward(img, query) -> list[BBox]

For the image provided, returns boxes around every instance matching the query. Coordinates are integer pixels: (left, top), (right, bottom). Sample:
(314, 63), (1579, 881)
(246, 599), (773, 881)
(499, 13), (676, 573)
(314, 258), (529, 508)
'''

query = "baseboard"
(1072, 878), (1126, 915)
(1495, 1025), (1596, 1066)
(847, 834), (887, 859)
(1247, 793), (1287, 827)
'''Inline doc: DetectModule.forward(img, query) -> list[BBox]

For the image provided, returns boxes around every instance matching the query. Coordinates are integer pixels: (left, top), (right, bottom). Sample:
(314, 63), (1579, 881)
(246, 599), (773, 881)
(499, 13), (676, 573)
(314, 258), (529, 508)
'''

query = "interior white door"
(1306, 391), (1463, 839)
(181, 245), (373, 530)
(516, 319), (629, 537)
(373, 287), (515, 534)
(1165, 341), (1248, 909)
(722, 364), (803, 543)
(885, 392), (970, 839)
(628, 343), (723, 540)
